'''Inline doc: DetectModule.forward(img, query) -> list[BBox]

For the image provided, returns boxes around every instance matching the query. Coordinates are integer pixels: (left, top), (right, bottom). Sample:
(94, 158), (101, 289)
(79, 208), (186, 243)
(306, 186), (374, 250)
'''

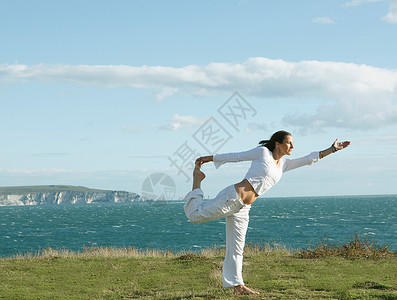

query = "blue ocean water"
(0, 194), (396, 257)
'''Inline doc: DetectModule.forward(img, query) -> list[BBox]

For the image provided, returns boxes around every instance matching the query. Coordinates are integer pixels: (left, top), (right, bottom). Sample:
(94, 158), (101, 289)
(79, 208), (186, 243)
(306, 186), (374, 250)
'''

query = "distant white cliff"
(0, 185), (143, 206)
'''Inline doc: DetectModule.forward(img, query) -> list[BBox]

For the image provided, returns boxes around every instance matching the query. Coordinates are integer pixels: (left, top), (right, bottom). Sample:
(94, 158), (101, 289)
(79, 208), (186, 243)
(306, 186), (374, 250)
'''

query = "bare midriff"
(234, 179), (258, 205)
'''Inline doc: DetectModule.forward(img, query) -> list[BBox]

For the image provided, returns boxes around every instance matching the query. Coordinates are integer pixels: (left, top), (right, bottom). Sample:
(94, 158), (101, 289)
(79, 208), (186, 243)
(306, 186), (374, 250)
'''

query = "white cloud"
(344, 0), (397, 23)
(312, 17), (335, 24)
(122, 125), (142, 133)
(344, 0), (382, 8)
(161, 114), (208, 131)
(155, 87), (178, 101)
(245, 122), (268, 134)
(0, 168), (77, 175)
(1, 58), (397, 130)
(354, 134), (397, 146)
(30, 153), (70, 157)
(381, 0), (397, 23)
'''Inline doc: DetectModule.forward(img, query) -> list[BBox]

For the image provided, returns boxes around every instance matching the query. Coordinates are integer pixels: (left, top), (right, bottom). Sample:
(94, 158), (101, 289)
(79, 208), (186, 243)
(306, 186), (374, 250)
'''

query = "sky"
(1, 0), (397, 199)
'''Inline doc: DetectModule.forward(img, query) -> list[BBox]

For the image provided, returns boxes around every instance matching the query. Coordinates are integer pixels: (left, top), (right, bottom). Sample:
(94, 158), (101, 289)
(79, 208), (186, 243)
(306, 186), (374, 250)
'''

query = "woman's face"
(277, 135), (294, 156)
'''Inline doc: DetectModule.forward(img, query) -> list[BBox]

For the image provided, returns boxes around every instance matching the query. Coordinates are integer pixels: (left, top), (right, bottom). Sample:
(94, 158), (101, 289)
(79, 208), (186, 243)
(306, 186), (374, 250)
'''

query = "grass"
(298, 234), (395, 259)
(0, 238), (396, 299)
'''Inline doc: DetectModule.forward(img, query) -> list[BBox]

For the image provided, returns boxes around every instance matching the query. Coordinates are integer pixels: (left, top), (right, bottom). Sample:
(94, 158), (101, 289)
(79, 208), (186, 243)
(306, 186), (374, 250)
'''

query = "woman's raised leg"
(184, 162), (207, 223)
(192, 161), (205, 190)
(184, 162), (245, 224)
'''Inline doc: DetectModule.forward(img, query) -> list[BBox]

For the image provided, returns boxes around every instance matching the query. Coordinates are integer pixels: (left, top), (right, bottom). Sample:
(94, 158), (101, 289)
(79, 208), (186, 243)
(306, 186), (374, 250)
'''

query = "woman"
(184, 130), (350, 295)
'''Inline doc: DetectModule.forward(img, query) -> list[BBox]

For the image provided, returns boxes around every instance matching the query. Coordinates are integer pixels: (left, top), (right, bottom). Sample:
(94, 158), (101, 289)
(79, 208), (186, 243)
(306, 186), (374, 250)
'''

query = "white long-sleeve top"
(213, 146), (320, 196)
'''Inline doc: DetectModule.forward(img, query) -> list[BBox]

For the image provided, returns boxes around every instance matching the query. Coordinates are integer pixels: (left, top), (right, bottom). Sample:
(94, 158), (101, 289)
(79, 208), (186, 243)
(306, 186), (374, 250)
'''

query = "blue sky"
(1, 0), (397, 199)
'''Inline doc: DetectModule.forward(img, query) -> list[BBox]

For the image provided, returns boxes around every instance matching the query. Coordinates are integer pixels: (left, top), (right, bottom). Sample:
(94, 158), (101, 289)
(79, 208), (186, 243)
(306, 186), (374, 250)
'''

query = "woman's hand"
(332, 139), (351, 151)
(195, 155), (213, 165)
(320, 139), (351, 159)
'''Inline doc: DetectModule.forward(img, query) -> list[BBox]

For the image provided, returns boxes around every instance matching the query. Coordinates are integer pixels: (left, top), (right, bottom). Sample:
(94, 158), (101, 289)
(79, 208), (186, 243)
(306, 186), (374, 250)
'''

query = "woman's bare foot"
(192, 161), (206, 190)
(233, 285), (260, 295)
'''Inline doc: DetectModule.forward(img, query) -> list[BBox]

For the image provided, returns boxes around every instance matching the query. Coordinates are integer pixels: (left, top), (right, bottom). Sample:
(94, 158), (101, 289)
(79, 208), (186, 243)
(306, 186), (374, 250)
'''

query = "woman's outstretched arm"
(319, 139), (351, 159)
(283, 138), (351, 172)
(196, 147), (265, 168)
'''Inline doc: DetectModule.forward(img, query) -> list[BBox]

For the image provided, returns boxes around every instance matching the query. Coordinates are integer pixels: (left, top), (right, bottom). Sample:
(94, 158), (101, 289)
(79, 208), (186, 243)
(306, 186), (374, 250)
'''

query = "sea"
(0, 194), (396, 257)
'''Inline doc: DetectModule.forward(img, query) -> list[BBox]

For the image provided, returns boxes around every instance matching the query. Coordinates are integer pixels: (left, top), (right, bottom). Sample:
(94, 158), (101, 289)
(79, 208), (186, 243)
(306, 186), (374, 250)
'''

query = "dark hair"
(259, 130), (292, 151)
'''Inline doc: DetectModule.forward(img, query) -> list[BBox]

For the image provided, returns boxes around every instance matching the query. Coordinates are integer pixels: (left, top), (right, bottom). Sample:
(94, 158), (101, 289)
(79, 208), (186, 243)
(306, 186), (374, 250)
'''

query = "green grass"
(0, 241), (396, 300)
(298, 234), (395, 259)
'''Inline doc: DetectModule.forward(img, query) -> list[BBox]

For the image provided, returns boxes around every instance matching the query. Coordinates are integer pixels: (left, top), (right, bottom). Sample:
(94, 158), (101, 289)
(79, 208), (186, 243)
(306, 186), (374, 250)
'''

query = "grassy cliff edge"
(1, 238), (396, 299)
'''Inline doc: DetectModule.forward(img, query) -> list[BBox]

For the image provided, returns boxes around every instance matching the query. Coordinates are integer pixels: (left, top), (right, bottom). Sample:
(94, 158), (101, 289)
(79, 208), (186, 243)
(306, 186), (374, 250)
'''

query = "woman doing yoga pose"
(184, 130), (350, 295)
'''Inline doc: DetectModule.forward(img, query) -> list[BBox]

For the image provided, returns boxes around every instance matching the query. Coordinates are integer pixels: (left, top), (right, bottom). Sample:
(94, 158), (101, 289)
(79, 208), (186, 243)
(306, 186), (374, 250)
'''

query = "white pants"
(184, 185), (251, 288)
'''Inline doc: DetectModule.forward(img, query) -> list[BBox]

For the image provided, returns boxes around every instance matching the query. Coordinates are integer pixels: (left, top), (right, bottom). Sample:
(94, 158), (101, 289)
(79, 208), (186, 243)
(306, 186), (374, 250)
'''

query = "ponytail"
(258, 139), (270, 146)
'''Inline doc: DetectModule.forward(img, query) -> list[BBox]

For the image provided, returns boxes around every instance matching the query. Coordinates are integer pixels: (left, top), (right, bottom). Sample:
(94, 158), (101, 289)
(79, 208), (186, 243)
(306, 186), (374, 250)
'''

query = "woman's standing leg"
(223, 205), (249, 287)
(223, 204), (259, 295)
